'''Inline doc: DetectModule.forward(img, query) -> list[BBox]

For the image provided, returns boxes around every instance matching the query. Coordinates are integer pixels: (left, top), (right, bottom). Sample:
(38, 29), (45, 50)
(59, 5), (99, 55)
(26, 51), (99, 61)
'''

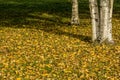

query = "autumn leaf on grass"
(16, 78), (21, 80)
(0, 46), (9, 54)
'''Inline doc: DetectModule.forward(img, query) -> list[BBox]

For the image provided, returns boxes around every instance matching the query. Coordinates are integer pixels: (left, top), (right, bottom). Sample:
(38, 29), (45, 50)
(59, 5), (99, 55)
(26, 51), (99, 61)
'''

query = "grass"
(0, 0), (120, 80)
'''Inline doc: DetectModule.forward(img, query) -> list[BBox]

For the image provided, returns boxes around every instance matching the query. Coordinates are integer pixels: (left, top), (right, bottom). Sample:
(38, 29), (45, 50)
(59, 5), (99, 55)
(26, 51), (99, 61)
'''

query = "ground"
(0, 0), (120, 80)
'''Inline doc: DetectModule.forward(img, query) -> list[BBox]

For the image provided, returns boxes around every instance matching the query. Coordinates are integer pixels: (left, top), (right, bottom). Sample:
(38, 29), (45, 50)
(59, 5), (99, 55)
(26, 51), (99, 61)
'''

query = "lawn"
(0, 0), (120, 80)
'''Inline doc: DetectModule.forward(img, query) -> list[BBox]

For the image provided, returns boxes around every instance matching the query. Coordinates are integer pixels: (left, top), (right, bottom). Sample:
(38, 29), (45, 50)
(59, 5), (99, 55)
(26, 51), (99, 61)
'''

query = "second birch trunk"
(71, 0), (80, 25)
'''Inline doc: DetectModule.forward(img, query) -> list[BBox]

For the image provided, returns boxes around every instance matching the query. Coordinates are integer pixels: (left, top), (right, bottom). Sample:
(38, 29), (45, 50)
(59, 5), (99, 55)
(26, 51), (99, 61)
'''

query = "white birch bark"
(89, 0), (114, 43)
(107, 0), (114, 43)
(71, 0), (80, 25)
(100, 0), (114, 43)
(100, 0), (109, 43)
(89, 0), (100, 42)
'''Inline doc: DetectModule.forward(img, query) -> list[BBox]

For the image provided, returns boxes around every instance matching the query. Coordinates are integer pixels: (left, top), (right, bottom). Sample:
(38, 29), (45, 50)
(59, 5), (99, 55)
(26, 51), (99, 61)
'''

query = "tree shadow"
(39, 26), (91, 43)
(0, 0), (119, 28)
(0, 0), (119, 43)
(0, 0), (91, 28)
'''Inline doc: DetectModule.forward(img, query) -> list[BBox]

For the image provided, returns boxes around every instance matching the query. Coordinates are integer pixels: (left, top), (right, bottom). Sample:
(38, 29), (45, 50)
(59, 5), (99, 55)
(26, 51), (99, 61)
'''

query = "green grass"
(0, 0), (120, 80)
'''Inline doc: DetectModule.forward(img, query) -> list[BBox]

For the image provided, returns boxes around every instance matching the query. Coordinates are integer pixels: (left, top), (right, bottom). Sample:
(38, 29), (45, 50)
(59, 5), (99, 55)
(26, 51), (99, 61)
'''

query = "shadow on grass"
(42, 27), (91, 42)
(0, 0), (91, 27)
(0, 0), (119, 28)
(0, 0), (119, 43)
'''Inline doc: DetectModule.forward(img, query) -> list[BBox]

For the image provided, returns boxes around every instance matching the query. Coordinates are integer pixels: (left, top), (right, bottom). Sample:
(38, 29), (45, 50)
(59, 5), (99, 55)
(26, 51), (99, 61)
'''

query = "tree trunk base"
(71, 20), (80, 25)
(93, 39), (114, 45)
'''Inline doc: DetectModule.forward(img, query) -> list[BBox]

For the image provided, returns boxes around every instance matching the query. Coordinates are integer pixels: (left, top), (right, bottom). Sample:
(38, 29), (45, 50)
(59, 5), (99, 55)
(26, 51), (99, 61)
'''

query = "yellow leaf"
(16, 78), (21, 80)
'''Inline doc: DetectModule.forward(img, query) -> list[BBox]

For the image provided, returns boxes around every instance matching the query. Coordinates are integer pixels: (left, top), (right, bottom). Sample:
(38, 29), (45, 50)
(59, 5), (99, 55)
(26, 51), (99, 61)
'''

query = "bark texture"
(89, 0), (100, 42)
(89, 0), (114, 43)
(71, 0), (80, 25)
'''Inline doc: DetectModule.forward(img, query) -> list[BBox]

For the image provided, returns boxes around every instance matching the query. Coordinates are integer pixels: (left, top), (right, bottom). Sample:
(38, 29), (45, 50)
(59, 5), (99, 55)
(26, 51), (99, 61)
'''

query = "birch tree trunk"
(89, 0), (100, 42)
(100, 0), (114, 43)
(71, 0), (80, 25)
(89, 0), (114, 44)
(107, 0), (114, 43)
(100, 0), (109, 43)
